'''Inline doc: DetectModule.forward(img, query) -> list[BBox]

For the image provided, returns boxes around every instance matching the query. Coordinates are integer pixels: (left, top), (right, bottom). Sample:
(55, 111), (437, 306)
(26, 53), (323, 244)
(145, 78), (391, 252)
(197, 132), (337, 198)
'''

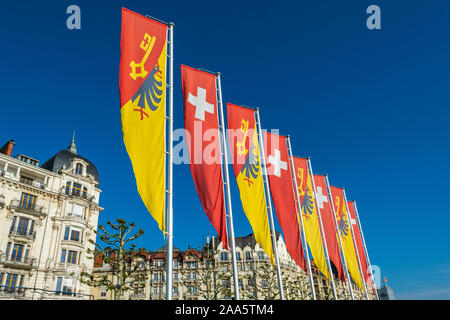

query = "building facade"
(0, 138), (103, 300)
(91, 233), (373, 300)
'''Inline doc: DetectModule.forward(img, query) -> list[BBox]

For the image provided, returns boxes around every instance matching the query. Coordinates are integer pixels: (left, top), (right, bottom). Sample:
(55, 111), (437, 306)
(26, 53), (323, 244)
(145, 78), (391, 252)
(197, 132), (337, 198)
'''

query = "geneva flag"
(264, 133), (306, 272)
(181, 65), (228, 249)
(292, 157), (328, 277)
(119, 8), (167, 232)
(227, 104), (274, 264)
(313, 175), (345, 281)
(330, 186), (364, 290)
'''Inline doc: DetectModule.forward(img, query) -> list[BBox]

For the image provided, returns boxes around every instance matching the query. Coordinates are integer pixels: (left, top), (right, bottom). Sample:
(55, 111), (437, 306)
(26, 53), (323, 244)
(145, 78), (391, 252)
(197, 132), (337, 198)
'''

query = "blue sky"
(1, 0), (449, 299)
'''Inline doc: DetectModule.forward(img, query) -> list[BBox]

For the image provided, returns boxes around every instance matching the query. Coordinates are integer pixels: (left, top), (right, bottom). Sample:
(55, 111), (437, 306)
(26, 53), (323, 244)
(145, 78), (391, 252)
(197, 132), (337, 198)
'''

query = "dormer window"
(75, 163), (83, 175)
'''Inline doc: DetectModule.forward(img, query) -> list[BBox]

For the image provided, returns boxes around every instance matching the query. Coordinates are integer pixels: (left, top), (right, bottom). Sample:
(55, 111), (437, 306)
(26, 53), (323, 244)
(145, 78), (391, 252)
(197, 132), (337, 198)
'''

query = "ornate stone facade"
(0, 139), (102, 300)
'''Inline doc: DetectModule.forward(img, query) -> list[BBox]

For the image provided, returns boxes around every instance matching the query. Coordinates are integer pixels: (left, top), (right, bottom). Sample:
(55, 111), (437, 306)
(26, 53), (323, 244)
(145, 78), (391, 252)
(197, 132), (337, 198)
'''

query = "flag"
(181, 65), (228, 249)
(313, 175), (345, 281)
(264, 133), (306, 271)
(348, 201), (372, 287)
(119, 8), (168, 232)
(330, 186), (364, 290)
(292, 157), (328, 277)
(227, 103), (274, 264)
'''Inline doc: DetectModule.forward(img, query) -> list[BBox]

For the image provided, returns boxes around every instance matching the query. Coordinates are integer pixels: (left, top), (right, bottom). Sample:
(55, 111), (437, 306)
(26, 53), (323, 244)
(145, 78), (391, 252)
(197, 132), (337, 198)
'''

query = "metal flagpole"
(307, 158), (338, 300)
(286, 136), (316, 300)
(342, 189), (369, 300)
(216, 72), (240, 300)
(324, 174), (354, 300)
(165, 22), (174, 300)
(353, 201), (380, 300)
(255, 108), (285, 300)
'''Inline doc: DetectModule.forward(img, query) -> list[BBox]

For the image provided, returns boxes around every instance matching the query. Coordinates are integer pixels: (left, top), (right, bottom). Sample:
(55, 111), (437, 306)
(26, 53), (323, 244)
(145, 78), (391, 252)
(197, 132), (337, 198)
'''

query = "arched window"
(75, 163), (83, 175)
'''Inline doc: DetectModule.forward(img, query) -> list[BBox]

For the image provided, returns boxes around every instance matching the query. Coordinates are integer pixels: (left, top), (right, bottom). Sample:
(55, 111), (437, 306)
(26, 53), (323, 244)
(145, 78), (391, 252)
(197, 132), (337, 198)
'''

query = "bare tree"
(77, 218), (147, 300)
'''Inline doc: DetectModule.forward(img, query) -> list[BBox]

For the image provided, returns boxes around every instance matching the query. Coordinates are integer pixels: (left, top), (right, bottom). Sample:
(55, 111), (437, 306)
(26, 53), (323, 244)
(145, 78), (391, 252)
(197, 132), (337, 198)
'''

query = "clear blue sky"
(1, 0), (449, 299)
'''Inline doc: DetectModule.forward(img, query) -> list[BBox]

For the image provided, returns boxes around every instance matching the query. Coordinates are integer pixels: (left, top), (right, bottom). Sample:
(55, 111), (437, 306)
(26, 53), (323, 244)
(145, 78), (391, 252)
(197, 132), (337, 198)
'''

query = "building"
(91, 232), (373, 300)
(377, 284), (395, 300)
(0, 138), (103, 299)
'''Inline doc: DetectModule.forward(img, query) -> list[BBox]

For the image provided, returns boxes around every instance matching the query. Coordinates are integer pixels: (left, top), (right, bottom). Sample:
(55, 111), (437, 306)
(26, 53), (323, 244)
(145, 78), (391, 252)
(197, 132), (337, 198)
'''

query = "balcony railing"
(62, 190), (96, 203)
(63, 212), (86, 223)
(9, 200), (46, 218)
(0, 286), (27, 297)
(9, 228), (36, 240)
(0, 253), (36, 269)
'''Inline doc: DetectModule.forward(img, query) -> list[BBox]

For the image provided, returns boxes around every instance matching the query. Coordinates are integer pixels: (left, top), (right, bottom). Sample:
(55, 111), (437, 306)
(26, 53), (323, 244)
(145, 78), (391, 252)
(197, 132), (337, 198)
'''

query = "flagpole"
(255, 108), (285, 300)
(164, 22), (174, 301)
(286, 136), (316, 300)
(324, 174), (354, 300)
(216, 72), (240, 300)
(307, 158), (338, 300)
(353, 201), (380, 300)
(342, 189), (369, 300)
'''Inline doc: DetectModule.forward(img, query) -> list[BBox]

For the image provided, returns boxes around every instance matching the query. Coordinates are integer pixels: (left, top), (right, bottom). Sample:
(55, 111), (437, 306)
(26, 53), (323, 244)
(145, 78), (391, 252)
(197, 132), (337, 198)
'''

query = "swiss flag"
(313, 175), (346, 282)
(181, 65), (228, 249)
(264, 132), (306, 272)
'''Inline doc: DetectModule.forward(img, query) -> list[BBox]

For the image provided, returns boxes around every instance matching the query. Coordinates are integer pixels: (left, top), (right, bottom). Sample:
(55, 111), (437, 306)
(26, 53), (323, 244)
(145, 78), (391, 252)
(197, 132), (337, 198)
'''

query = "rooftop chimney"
(0, 140), (15, 157)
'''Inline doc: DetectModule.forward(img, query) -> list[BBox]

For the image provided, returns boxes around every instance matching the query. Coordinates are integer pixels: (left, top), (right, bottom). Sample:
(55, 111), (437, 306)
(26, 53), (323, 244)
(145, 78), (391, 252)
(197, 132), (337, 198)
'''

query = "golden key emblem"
(129, 33), (156, 80)
(297, 168), (305, 197)
(237, 119), (249, 156)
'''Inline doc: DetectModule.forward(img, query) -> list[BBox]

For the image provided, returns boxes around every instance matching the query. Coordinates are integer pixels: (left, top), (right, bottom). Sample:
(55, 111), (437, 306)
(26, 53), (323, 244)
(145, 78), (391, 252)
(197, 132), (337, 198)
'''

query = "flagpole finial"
(216, 72), (221, 76)
(306, 156), (311, 160)
(168, 22), (175, 27)
(324, 173), (328, 176)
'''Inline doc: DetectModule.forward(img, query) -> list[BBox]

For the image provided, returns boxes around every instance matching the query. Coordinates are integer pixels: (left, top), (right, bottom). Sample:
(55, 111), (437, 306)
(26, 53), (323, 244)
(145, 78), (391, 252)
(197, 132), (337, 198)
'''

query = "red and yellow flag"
(227, 103), (274, 264)
(330, 186), (364, 290)
(119, 8), (167, 232)
(292, 157), (328, 278)
(347, 201), (372, 288)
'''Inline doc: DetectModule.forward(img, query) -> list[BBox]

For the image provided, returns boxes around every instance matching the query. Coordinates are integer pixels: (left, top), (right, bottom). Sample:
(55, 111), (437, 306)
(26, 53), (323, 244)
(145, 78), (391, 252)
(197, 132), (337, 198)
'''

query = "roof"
(40, 149), (100, 184)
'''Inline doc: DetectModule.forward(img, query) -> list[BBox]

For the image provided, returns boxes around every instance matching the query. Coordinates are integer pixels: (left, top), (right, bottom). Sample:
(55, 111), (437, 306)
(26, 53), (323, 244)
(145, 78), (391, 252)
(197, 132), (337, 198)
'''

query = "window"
(75, 163), (83, 175)
(72, 183), (82, 197)
(153, 274), (158, 281)
(67, 250), (77, 264)
(66, 203), (84, 218)
(220, 252), (228, 261)
(236, 252), (241, 261)
(82, 187), (87, 198)
(246, 251), (252, 260)
(173, 287), (178, 296)
(221, 265), (228, 272)
(153, 287), (158, 295)
(174, 272), (178, 281)
(56, 277), (74, 296)
(258, 251), (265, 260)
(100, 286), (107, 297)
(192, 261), (198, 268)
(173, 260), (179, 268)
(11, 244), (24, 261)
(65, 182), (71, 195)
(60, 249), (67, 263)
(64, 226), (81, 242)
(262, 279), (268, 288)
(186, 261), (191, 268)
(192, 272), (197, 280)
(4, 274), (18, 292)
(17, 218), (32, 236)
(19, 193), (36, 209)
(19, 175), (33, 185)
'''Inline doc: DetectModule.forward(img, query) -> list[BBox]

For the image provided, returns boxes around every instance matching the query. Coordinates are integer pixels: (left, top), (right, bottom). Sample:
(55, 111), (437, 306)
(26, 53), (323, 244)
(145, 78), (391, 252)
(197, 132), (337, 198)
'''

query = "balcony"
(0, 253), (36, 270)
(9, 228), (36, 241)
(9, 200), (46, 219)
(62, 190), (96, 204)
(0, 286), (28, 298)
(63, 212), (86, 223)
(130, 291), (146, 299)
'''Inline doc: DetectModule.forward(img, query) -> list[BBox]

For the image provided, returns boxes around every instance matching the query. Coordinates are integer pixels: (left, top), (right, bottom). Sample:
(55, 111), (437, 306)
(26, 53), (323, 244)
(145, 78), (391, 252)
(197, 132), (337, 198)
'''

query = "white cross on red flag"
(181, 65), (228, 249)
